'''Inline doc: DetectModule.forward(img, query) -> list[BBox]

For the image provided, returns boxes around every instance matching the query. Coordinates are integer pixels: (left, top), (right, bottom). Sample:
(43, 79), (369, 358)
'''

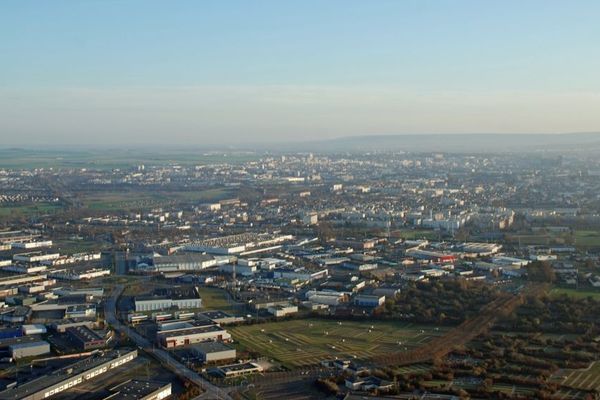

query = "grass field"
(550, 287), (600, 300)
(552, 361), (600, 398)
(229, 319), (447, 368)
(390, 229), (442, 240)
(81, 188), (232, 211)
(574, 230), (600, 248)
(197, 287), (236, 312)
(0, 148), (261, 169)
(0, 202), (64, 217)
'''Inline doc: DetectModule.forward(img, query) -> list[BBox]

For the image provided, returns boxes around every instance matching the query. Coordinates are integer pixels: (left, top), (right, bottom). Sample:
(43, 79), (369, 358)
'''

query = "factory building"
(66, 326), (106, 351)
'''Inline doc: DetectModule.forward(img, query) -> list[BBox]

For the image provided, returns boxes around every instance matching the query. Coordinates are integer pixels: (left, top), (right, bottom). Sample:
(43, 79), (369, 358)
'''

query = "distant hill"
(278, 132), (600, 153)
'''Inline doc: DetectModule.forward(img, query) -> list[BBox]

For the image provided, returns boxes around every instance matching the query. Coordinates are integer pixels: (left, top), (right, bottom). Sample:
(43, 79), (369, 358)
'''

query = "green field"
(574, 230), (600, 248)
(197, 287), (236, 312)
(0, 148), (261, 169)
(550, 287), (600, 300)
(229, 319), (447, 368)
(81, 189), (232, 211)
(390, 229), (443, 240)
(0, 202), (64, 217)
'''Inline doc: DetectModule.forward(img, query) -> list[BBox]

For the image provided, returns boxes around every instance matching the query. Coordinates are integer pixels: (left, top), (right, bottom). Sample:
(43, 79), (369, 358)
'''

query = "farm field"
(0, 148), (261, 169)
(229, 319), (448, 368)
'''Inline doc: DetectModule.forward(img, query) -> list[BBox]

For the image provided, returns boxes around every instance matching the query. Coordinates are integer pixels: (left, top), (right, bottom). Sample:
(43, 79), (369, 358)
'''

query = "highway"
(104, 284), (232, 400)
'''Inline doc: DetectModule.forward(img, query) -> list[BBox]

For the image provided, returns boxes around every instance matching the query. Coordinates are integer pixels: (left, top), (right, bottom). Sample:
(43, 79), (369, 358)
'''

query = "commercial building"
(0, 349), (137, 400)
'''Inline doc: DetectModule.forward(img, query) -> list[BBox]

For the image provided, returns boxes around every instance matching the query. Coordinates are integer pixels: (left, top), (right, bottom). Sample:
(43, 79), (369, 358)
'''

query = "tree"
(527, 261), (556, 283)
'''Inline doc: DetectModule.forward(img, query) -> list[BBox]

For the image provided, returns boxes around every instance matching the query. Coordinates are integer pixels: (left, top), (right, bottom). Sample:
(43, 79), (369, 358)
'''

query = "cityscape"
(0, 145), (600, 399)
(2, 1), (600, 399)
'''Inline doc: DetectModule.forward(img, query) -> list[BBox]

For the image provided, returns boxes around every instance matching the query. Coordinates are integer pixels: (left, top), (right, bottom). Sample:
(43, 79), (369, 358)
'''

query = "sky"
(1, 0), (600, 146)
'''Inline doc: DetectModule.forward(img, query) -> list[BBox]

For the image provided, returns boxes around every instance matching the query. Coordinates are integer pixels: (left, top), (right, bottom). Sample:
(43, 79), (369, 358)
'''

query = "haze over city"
(1, 0), (600, 146)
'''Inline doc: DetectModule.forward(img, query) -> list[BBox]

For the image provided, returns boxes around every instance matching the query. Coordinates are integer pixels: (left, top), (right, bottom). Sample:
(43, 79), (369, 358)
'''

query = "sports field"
(229, 318), (447, 368)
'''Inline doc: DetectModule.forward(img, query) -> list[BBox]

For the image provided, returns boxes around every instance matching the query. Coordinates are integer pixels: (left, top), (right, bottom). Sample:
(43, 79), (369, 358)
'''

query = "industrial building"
(197, 311), (244, 325)
(104, 380), (172, 400)
(66, 326), (106, 351)
(9, 341), (50, 360)
(157, 324), (231, 348)
(188, 341), (236, 363)
(134, 287), (202, 312)
(354, 294), (386, 307)
(0, 349), (137, 400)
(144, 253), (217, 272)
(267, 304), (298, 317)
(210, 362), (263, 378)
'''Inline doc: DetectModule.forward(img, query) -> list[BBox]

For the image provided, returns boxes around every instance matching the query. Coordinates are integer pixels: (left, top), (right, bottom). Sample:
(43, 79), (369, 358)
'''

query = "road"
(104, 284), (232, 400)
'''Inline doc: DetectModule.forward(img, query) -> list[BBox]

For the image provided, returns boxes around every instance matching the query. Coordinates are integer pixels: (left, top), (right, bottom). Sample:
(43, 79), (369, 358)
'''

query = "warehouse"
(134, 287), (202, 312)
(0, 349), (137, 400)
(158, 324), (231, 348)
(189, 341), (236, 363)
(210, 362), (262, 378)
(104, 380), (172, 400)
(147, 253), (216, 272)
(9, 340), (50, 359)
(354, 294), (385, 307)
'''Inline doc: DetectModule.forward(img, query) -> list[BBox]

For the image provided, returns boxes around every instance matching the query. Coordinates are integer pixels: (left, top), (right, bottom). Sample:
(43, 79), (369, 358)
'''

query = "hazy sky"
(1, 0), (600, 146)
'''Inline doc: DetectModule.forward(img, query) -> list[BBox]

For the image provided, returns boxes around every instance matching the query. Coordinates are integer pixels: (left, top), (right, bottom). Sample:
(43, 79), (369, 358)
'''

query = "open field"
(229, 319), (448, 368)
(81, 189), (232, 210)
(574, 230), (600, 248)
(390, 229), (442, 240)
(550, 287), (600, 300)
(197, 287), (236, 312)
(0, 202), (64, 217)
(0, 148), (261, 169)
